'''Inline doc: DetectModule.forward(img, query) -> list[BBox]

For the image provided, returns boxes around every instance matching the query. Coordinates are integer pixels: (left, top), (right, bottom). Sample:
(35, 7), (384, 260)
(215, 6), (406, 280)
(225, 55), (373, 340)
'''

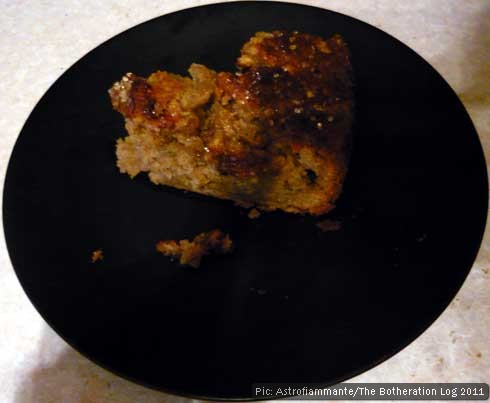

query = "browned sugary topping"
(109, 71), (200, 132)
(156, 229), (233, 268)
(209, 31), (353, 176)
(110, 74), (156, 120)
(225, 31), (352, 142)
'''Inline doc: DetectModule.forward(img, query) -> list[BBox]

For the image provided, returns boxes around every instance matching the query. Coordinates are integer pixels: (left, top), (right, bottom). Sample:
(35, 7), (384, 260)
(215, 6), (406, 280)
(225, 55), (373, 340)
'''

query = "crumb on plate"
(91, 249), (104, 263)
(248, 208), (261, 219)
(316, 219), (342, 232)
(234, 200), (255, 209)
(156, 229), (233, 268)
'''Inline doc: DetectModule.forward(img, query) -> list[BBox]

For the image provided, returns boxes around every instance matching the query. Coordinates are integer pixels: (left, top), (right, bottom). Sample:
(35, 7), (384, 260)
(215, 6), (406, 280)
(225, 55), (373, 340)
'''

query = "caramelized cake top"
(110, 31), (353, 178)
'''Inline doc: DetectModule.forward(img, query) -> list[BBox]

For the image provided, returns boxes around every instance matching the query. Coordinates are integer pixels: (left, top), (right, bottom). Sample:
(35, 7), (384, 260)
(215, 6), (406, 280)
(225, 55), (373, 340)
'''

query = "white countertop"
(1, 1), (489, 402)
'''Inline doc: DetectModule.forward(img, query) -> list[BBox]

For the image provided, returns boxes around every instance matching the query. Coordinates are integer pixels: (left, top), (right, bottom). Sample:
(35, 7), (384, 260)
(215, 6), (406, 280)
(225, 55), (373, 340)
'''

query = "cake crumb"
(156, 229), (233, 268)
(234, 200), (254, 209)
(316, 219), (342, 232)
(248, 208), (261, 219)
(91, 249), (104, 263)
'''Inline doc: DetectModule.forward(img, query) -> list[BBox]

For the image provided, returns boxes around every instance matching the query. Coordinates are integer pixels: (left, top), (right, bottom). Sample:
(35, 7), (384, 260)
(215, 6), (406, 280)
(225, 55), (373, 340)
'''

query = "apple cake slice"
(109, 31), (353, 215)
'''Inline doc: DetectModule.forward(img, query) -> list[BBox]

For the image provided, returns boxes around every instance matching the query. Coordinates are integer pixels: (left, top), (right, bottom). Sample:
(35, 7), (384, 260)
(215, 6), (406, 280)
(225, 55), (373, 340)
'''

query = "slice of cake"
(109, 31), (354, 215)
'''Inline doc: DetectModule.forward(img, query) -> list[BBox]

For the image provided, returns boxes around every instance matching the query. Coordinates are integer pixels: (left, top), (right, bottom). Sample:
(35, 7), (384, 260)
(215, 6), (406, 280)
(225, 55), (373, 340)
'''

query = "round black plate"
(4, 2), (487, 400)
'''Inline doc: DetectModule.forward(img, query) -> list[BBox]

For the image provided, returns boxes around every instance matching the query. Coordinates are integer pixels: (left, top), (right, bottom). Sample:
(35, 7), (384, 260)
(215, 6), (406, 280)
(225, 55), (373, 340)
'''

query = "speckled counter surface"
(0, 1), (488, 402)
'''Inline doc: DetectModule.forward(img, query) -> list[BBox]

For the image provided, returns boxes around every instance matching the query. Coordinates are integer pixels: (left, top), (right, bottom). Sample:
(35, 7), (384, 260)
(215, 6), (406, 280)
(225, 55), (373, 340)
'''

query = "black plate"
(3, 2), (487, 400)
